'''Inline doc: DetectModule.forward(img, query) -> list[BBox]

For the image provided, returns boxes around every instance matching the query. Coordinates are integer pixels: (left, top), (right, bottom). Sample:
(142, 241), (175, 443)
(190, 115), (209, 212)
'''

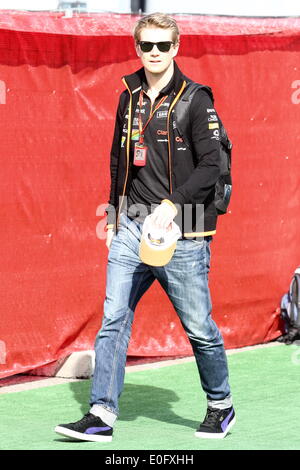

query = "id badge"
(133, 143), (148, 166)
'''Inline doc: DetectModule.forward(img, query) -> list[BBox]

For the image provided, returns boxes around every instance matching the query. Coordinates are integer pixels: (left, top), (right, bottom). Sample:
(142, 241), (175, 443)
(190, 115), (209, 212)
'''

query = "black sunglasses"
(137, 41), (175, 53)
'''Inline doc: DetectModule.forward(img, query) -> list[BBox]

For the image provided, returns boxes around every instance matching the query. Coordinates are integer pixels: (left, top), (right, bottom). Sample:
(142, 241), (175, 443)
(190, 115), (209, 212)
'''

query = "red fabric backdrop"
(0, 11), (300, 378)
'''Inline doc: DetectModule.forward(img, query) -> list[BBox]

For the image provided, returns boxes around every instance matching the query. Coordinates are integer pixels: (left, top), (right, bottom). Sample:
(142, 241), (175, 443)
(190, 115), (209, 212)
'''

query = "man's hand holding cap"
(151, 199), (178, 229)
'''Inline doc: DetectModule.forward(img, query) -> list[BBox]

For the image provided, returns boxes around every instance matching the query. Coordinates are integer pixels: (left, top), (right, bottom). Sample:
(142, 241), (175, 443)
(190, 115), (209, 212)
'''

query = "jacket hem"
(183, 230), (216, 237)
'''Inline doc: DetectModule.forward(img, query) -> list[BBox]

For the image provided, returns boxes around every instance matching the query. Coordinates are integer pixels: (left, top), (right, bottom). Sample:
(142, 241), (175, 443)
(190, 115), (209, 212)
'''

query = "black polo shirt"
(127, 74), (176, 221)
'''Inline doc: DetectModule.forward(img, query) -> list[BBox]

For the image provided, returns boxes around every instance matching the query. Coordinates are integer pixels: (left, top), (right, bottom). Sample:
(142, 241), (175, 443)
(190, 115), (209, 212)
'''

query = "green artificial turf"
(1, 344), (300, 450)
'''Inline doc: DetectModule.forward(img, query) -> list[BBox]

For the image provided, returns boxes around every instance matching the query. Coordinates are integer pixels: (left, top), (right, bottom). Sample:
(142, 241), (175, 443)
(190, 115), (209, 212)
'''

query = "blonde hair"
(133, 12), (180, 44)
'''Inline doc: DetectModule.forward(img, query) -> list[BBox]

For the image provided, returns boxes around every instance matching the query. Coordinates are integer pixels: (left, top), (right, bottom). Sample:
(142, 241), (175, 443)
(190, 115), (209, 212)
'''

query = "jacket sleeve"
(105, 91), (128, 227)
(167, 89), (221, 207)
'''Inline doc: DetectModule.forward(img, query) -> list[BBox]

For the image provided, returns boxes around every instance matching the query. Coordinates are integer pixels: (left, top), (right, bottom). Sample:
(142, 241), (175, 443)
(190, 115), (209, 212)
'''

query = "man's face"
(136, 27), (179, 75)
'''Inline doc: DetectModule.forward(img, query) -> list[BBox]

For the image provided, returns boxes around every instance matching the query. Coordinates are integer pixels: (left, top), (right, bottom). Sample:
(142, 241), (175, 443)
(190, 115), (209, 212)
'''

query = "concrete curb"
(28, 351), (96, 379)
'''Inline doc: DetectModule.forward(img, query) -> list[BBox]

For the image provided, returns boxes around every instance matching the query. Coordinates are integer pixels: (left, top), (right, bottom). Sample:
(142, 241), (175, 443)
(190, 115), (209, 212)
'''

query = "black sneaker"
(54, 413), (113, 442)
(195, 406), (235, 439)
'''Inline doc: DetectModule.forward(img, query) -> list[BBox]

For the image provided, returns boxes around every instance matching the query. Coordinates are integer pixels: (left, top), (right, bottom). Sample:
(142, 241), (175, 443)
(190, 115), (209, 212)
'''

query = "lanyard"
(138, 90), (168, 145)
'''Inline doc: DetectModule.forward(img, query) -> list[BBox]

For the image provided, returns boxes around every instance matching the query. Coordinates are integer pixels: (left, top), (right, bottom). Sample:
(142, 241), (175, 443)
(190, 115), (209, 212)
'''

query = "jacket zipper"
(167, 81), (187, 194)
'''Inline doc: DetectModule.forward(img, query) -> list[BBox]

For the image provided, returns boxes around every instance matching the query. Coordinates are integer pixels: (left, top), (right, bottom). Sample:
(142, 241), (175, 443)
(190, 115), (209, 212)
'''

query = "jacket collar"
(122, 60), (189, 95)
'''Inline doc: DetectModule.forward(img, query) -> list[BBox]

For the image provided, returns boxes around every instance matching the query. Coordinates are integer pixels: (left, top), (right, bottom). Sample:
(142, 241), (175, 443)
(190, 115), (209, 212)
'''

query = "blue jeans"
(90, 213), (231, 423)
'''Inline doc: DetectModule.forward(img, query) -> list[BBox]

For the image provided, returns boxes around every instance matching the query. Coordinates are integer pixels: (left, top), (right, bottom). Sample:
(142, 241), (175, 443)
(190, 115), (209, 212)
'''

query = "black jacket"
(105, 61), (222, 237)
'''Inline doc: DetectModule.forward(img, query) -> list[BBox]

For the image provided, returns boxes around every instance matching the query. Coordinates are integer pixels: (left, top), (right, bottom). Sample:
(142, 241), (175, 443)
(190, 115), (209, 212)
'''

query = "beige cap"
(139, 215), (181, 267)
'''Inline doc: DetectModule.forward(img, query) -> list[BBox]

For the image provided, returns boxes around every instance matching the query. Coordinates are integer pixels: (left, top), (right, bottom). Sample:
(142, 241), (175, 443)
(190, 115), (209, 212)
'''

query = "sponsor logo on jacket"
(156, 110), (168, 119)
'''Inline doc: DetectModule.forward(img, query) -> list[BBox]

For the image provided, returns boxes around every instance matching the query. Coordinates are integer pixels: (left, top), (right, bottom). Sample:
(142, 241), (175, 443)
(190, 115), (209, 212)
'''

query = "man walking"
(55, 12), (235, 442)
